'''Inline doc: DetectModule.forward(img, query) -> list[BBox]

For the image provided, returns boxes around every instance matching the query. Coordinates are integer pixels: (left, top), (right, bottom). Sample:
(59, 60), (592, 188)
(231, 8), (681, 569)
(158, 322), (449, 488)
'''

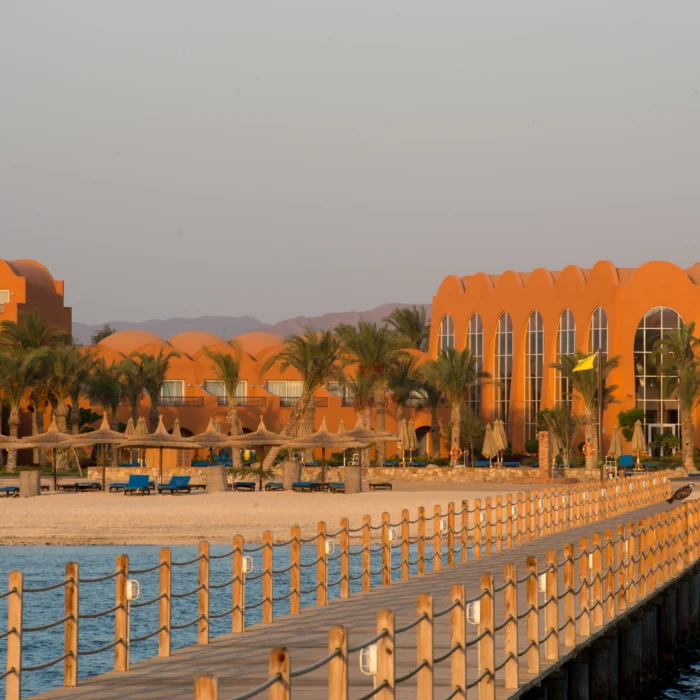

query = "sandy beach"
(0, 481), (523, 546)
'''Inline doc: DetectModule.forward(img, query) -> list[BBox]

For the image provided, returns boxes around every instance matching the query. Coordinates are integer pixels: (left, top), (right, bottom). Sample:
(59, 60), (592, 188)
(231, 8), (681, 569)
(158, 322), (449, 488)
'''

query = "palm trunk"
(54, 401), (70, 472)
(31, 404), (39, 465)
(303, 396), (316, 463)
(681, 408), (696, 472)
(149, 402), (159, 433)
(450, 402), (461, 466)
(36, 407), (46, 468)
(430, 409), (441, 459)
(131, 403), (139, 464)
(263, 394), (311, 470)
(6, 407), (20, 472)
(111, 410), (119, 466)
(360, 406), (371, 468)
(227, 402), (242, 471)
(583, 405), (597, 471)
(373, 385), (387, 466)
(0, 401), (4, 470)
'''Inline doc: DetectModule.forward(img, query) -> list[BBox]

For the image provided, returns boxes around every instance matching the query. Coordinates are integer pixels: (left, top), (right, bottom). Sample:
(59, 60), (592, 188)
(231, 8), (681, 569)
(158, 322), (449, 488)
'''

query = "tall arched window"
(587, 307), (608, 356)
(493, 312), (513, 425)
(524, 311), (544, 442)
(466, 313), (483, 416)
(554, 309), (576, 406)
(437, 315), (454, 355)
(635, 307), (682, 453)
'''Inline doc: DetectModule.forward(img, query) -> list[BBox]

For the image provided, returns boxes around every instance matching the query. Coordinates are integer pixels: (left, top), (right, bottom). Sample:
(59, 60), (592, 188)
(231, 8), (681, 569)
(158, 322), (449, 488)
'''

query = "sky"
(2, 2), (699, 324)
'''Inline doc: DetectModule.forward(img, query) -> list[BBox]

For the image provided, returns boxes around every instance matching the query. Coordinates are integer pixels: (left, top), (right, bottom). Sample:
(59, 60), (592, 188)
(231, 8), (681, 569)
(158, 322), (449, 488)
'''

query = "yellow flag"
(573, 353), (596, 372)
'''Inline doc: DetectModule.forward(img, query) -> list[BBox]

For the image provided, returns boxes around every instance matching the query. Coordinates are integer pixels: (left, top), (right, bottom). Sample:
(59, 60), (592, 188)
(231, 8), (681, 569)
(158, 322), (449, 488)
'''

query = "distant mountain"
(73, 303), (431, 345)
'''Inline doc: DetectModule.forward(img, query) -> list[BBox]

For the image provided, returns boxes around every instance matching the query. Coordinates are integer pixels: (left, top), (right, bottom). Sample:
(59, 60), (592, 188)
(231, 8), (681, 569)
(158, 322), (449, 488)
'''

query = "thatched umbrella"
(214, 417), (225, 435)
(135, 417), (148, 466)
(407, 420), (419, 459)
(336, 420), (347, 465)
(71, 415), (127, 491)
(631, 420), (647, 467)
(285, 417), (366, 484)
(607, 425), (624, 462)
(194, 418), (230, 465)
(397, 419), (409, 466)
(494, 420), (508, 464)
(225, 418), (290, 491)
(126, 415), (195, 484)
(482, 424), (499, 466)
(20, 418), (75, 491)
(343, 417), (396, 464)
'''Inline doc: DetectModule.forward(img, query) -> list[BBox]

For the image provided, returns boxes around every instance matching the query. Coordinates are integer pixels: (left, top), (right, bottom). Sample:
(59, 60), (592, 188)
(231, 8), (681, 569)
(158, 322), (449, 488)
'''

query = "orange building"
(429, 260), (700, 455)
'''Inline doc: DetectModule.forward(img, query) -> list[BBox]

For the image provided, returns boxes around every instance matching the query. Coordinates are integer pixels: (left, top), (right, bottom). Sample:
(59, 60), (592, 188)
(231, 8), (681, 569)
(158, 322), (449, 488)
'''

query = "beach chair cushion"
(475, 461), (491, 467)
(0, 486), (19, 497)
(234, 481), (256, 491)
(502, 461), (521, 468)
(618, 455), (634, 468)
(123, 475), (151, 495)
(329, 482), (345, 493)
(265, 482), (284, 491)
(158, 476), (191, 494)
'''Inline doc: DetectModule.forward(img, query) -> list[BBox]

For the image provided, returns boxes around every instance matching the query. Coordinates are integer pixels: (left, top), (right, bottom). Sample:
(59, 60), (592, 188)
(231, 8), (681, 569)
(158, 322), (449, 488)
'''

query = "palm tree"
(539, 407), (585, 469)
(129, 349), (181, 431)
(421, 380), (443, 459)
(384, 306), (430, 351)
(340, 370), (375, 466)
(203, 343), (244, 469)
(420, 347), (490, 465)
(387, 357), (420, 424)
(654, 321), (700, 472)
(87, 360), (123, 465)
(0, 350), (44, 471)
(119, 358), (146, 425)
(549, 351), (620, 470)
(336, 321), (403, 465)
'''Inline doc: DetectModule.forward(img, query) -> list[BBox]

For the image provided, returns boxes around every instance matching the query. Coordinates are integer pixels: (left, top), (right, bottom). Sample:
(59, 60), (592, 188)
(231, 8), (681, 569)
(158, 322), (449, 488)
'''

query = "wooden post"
(159, 548), (171, 657)
(616, 525), (626, 613)
(317, 522), (328, 606)
(450, 584), (466, 698)
(199, 541), (210, 643)
(328, 626), (348, 700)
(563, 544), (575, 648)
(289, 527), (301, 614)
(627, 523), (637, 606)
(417, 507), (426, 574)
(495, 496), (503, 553)
(485, 498), (493, 555)
(545, 550), (559, 660)
(417, 594), (434, 700)
(662, 517), (670, 582)
(669, 517), (678, 577)
(461, 500), (469, 563)
(340, 518), (350, 598)
(592, 533), (603, 627)
(64, 562), (79, 687)
(526, 557), (539, 674)
(381, 513), (391, 587)
(362, 515), (372, 591)
(504, 563), (518, 688)
(553, 490), (560, 533)
(473, 499), (482, 559)
(578, 538), (590, 638)
(376, 609), (395, 700)
(516, 493), (523, 545)
(194, 674), (218, 700)
(655, 517), (664, 589)
(233, 535), (245, 632)
(604, 530), (615, 620)
(524, 491), (532, 543)
(400, 510), (409, 579)
(479, 574), (495, 700)
(637, 520), (647, 600)
(269, 647), (291, 700)
(6, 572), (22, 700)
(115, 553), (129, 672)
(433, 505), (442, 572)
(261, 532), (273, 623)
(447, 502), (455, 566)
(506, 494), (514, 549)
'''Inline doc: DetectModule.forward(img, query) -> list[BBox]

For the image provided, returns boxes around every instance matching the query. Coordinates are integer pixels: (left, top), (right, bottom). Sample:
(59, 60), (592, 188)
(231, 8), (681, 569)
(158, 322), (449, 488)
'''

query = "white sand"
(0, 481), (523, 545)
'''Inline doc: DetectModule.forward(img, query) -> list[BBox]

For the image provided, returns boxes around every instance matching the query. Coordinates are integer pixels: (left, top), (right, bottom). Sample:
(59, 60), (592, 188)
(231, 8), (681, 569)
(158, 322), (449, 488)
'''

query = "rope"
(131, 593), (166, 609)
(171, 584), (205, 599)
(465, 670), (491, 689)
(130, 562), (166, 574)
(171, 614), (205, 630)
(79, 639), (121, 656)
(395, 612), (428, 635)
(289, 648), (341, 677)
(79, 604), (123, 619)
(79, 570), (123, 583)
(231, 673), (283, 700)
(348, 629), (389, 654)
(22, 652), (72, 672)
(434, 600), (459, 618)
(434, 643), (461, 665)
(210, 577), (236, 590)
(209, 550), (235, 560)
(395, 659), (428, 685)
(24, 614), (73, 633)
(24, 578), (73, 593)
(354, 680), (389, 700)
(210, 607), (236, 619)
(131, 626), (167, 643)
(171, 554), (205, 567)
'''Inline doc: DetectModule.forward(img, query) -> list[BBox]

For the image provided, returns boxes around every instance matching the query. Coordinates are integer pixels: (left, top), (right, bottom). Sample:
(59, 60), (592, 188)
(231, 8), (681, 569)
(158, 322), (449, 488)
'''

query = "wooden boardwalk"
(31, 497), (678, 700)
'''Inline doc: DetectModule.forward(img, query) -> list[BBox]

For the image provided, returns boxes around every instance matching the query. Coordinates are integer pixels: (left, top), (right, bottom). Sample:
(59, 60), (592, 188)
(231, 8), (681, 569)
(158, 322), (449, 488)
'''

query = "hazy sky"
(2, 2), (699, 324)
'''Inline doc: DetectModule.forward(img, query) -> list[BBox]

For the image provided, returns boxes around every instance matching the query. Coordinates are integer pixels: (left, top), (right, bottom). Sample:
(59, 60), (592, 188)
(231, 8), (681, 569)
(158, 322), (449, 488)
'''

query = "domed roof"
(98, 330), (168, 354)
(232, 331), (284, 358)
(4, 259), (59, 294)
(169, 331), (229, 356)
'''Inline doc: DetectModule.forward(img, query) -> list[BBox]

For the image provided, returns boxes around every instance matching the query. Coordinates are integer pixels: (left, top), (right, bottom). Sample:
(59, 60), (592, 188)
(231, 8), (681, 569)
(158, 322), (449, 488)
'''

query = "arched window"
(437, 315), (454, 355)
(466, 314), (483, 416)
(587, 307), (608, 356)
(635, 307), (682, 454)
(524, 311), (544, 442)
(554, 309), (576, 406)
(493, 312), (513, 425)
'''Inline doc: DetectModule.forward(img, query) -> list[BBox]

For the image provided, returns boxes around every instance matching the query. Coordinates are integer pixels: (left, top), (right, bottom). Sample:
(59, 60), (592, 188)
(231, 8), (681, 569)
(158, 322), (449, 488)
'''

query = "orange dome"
(232, 331), (284, 358)
(169, 331), (229, 357)
(99, 330), (168, 354)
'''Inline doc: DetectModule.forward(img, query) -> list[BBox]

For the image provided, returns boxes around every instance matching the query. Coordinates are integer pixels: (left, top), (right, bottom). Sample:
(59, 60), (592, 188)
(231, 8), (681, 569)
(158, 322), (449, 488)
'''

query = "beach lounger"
(157, 475), (192, 494)
(265, 482), (284, 491)
(502, 461), (521, 468)
(619, 455), (634, 469)
(109, 478), (155, 492)
(328, 482), (345, 493)
(292, 481), (325, 492)
(475, 460), (491, 467)
(369, 482), (393, 491)
(58, 481), (102, 493)
(0, 486), (19, 498)
(383, 461), (400, 466)
(190, 483), (207, 490)
(118, 475), (151, 495)
(41, 485), (49, 492)
(234, 481), (256, 491)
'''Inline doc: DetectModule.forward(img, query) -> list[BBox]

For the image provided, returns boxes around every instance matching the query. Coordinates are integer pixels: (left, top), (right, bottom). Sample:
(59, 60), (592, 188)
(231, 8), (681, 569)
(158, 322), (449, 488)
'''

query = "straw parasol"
(226, 418), (290, 491)
(126, 415), (195, 484)
(494, 419), (508, 464)
(631, 420), (647, 467)
(194, 418), (231, 465)
(336, 419), (347, 466)
(21, 418), (75, 491)
(607, 425), (624, 462)
(135, 417), (148, 466)
(343, 417), (397, 466)
(407, 420), (418, 457)
(285, 417), (366, 484)
(214, 417), (225, 435)
(71, 415), (127, 491)
(397, 419), (410, 466)
(172, 418), (185, 467)
(482, 424), (499, 465)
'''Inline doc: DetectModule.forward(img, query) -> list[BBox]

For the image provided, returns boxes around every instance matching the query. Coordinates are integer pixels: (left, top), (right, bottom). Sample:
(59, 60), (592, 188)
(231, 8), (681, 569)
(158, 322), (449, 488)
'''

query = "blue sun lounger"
(0, 486), (19, 498)
(328, 482), (345, 493)
(234, 481), (256, 491)
(265, 482), (284, 491)
(109, 475), (151, 495)
(157, 475), (191, 494)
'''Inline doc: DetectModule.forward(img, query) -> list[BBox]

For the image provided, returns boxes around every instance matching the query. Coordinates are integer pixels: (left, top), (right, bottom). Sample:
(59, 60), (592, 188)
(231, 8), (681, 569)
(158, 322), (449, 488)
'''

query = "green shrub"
(524, 439), (539, 455)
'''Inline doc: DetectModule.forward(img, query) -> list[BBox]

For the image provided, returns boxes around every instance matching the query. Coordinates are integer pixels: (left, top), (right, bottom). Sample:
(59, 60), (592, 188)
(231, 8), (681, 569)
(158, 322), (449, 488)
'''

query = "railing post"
(473, 499), (482, 559)
(233, 535), (245, 632)
(6, 571), (23, 700)
(516, 493), (523, 545)
(604, 530), (615, 620)
(317, 522), (328, 606)
(376, 609), (395, 700)
(417, 507), (426, 574)
(545, 550), (558, 661)
(340, 518), (350, 598)
(616, 525), (626, 613)
(505, 494), (513, 549)
(269, 647), (291, 700)
(159, 548), (171, 657)
(381, 513), (391, 587)
(417, 593), (433, 699)
(484, 498), (493, 555)
(525, 557), (539, 674)
(478, 574), (495, 700)
(447, 502), (455, 566)
(627, 522), (637, 606)
(461, 501), (469, 563)
(654, 516), (663, 589)
(553, 490), (560, 533)
(504, 563), (518, 688)
(563, 544), (575, 647)
(328, 626), (348, 700)
(494, 496), (503, 553)
(592, 533), (603, 627)
(524, 491), (532, 543)
(194, 674), (218, 700)
(261, 532), (273, 623)
(362, 515), (371, 590)
(64, 562), (79, 687)
(669, 517), (678, 577)
(433, 505), (442, 572)
(400, 510), (410, 579)
(115, 553), (129, 672)
(637, 519), (648, 599)
(450, 584), (466, 698)
(199, 541), (210, 643)
(578, 538), (590, 638)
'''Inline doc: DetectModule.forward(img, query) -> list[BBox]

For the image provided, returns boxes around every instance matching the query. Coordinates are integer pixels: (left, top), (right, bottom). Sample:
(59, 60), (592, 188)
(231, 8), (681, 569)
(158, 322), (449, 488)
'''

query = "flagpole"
(598, 347), (604, 482)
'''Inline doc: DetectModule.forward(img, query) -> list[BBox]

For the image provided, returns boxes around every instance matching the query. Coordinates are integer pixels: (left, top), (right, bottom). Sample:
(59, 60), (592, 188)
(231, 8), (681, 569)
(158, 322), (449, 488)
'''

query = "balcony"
(158, 396), (204, 407)
(278, 396), (302, 408)
(217, 396), (267, 408)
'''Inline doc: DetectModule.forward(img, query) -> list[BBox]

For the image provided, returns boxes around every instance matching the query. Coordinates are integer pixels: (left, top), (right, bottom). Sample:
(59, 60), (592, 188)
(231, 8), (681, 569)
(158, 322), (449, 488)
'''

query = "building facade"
(429, 260), (700, 454)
